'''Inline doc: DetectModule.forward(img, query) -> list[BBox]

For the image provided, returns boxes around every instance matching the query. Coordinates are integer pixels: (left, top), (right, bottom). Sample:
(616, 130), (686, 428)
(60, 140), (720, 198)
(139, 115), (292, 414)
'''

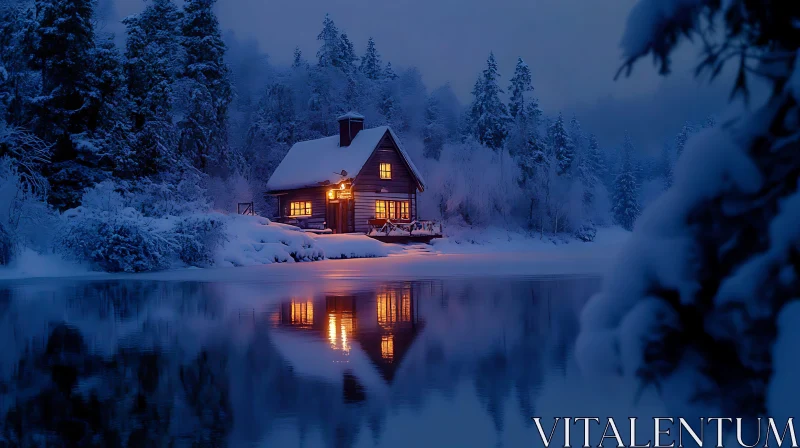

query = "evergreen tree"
(360, 37), (382, 80)
(585, 133), (606, 185)
(291, 47), (304, 69)
(316, 14), (339, 68)
(674, 122), (694, 158)
(469, 52), (507, 150)
(507, 57), (532, 120)
(611, 133), (640, 230)
(0, 6), (39, 127)
(337, 32), (357, 73)
(548, 113), (573, 175)
(178, 0), (232, 175)
(423, 95), (445, 160)
(33, 0), (106, 209)
(383, 61), (397, 80)
(122, 0), (181, 177)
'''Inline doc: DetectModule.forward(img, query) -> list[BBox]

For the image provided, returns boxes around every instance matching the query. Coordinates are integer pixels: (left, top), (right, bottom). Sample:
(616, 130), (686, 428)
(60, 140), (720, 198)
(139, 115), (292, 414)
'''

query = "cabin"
(265, 113), (429, 236)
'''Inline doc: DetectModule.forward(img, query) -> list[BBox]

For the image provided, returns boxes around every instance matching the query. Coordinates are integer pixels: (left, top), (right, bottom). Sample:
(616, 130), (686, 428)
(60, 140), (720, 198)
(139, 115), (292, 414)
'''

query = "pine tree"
(585, 133), (606, 185)
(291, 47), (305, 69)
(122, 0), (181, 177)
(337, 32), (357, 73)
(674, 122), (694, 158)
(611, 133), (640, 231)
(32, 0), (106, 210)
(360, 37), (382, 80)
(548, 113), (573, 175)
(469, 52), (507, 150)
(178, 0), (232, 175)
(508, 57), (532, 120)
(0, 6), (39, 127)
(316, 14), (339, 68)
(383, 61), (397, 80)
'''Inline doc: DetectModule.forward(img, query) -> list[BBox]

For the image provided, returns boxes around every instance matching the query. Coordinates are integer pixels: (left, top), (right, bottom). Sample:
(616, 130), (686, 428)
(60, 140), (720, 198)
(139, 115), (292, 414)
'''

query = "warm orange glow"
(381, 334), (394, 362)
(327, 189), (335, 200)
(290, 300), (314, 325)
(377, 291), (398, 329)
(340, 182), (345, 190)
(401, 290), (411, 322)
(327, 312), (355, 354)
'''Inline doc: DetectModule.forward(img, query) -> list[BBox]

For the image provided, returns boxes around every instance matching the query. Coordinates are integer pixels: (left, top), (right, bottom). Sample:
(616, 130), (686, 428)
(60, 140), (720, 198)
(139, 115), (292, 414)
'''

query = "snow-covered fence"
(367, 220), (442, 237)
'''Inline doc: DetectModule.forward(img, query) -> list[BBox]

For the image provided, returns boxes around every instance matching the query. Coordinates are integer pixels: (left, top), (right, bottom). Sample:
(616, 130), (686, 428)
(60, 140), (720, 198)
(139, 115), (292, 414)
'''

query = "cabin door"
(337, 199), (350, 233)
(328, 200), (350, 234)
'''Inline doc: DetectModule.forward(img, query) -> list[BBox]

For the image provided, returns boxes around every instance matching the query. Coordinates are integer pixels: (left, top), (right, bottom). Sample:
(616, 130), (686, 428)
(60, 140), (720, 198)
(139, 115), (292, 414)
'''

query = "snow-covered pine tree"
(178, 0), (232, 175)
(0, 5), (39, 127)
(423, 95), (445, 160)
(360, 37), (382, 80)
(291, 47), (305, 69)
(337, 32), (357, 73)
(469, 52), (507, 151)
(383, 61), (398, 80)
(548, 113), (573, 176)
(611, 133), (639, 231)
(316, 14), (339, 68)
(585, 133), (606, 185)
(33, 0), (107, 210)
(508, 57), (532, 121)
(505, 57), (534, 157)
(122, 0), (181, 178)
(579, 0), (800, 421)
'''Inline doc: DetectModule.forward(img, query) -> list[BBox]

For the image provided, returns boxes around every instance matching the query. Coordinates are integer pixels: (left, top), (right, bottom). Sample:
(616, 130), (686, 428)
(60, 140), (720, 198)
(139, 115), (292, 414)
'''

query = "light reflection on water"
(0, 276), (627, 447)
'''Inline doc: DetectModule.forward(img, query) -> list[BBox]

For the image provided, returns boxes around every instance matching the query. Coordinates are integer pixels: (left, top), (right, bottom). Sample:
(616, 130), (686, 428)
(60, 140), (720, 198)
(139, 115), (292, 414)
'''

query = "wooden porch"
(366, 219), (443, 244)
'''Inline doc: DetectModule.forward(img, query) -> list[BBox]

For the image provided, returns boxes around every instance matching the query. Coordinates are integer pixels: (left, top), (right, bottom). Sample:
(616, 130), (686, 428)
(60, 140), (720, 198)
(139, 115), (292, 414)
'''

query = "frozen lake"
(0, 263), (665, 447)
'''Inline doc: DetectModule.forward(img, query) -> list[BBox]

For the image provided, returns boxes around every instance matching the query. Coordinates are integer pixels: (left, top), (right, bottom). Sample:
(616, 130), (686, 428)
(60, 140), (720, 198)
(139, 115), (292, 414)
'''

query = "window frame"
(379, 163), (392, 180)
(400, 201), (409, 220)
(289, 201), (312, 217)
(375, 200), (387, 219)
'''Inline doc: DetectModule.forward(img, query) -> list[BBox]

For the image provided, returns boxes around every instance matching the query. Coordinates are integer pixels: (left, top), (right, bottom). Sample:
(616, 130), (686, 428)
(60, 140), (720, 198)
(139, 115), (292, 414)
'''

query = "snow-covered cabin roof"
(266, 126), (427, 192)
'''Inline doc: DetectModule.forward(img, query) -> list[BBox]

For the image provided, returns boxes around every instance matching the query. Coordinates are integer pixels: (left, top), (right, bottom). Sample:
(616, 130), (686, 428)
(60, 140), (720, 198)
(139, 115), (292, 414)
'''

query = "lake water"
(0, 273), (657, 447)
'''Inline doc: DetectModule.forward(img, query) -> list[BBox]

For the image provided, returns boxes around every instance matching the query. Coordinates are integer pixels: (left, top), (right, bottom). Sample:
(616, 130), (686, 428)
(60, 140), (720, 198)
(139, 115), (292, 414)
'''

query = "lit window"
(290, 201), (311, 216)
(387, 200), (397, 220)
(379, 163), (392, 179)
(400, 201), (409, 220)
(381, 334), (394, 362)
(375, 200), (387, 219)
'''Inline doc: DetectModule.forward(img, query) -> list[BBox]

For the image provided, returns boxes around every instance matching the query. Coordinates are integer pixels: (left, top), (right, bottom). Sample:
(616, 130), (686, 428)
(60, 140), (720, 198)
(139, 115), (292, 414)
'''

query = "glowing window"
(400, 201), (409, 220)
(290, 201), (311, 216)
(387, 201), (397, 220)
(379, 163), (392, 179)
(375, 200), (387, 219)
(381, 334), (394, 362)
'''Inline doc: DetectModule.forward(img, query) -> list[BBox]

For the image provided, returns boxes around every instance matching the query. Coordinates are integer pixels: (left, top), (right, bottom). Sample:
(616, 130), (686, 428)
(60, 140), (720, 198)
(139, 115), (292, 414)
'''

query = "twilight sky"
(102, 0), (750, 154)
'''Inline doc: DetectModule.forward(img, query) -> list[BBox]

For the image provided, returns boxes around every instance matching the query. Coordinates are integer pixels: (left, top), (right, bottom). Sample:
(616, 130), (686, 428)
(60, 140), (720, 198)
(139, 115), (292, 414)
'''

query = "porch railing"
(367, 219), (442, 237)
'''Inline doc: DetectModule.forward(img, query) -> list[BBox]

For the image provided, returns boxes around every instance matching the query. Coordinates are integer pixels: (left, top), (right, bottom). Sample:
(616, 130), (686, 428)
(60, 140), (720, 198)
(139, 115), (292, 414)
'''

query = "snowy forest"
(0, 0), (711, 272)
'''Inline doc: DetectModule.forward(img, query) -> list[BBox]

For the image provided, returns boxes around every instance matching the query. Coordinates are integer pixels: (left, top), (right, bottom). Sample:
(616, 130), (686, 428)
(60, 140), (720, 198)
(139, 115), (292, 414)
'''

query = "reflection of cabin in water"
(273, 284), (423, 383)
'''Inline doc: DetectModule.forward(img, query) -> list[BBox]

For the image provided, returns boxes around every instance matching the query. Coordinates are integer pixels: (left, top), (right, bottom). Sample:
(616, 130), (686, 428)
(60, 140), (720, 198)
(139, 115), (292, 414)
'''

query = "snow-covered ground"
(0, 220), (630, 281)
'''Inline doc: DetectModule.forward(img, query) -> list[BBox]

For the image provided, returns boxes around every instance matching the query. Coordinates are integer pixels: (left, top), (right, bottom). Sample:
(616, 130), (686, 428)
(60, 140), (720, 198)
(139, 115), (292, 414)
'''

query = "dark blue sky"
(102, 0), (755, 154)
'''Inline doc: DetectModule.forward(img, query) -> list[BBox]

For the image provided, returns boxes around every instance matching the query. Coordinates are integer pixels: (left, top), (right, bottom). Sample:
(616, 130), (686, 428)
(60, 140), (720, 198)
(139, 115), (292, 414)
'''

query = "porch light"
(328, 189), (336, 200)
(340, 182), (345, 190)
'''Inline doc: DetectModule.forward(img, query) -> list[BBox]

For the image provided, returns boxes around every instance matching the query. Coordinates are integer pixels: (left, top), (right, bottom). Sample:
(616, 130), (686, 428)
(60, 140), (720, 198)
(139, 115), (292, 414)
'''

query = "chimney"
(337, 112), (365, 147)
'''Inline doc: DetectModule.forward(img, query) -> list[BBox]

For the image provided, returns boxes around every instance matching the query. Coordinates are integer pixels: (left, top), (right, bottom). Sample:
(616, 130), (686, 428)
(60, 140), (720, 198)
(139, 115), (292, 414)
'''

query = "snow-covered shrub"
(58, 183), (177, 272)
(573, 221), (597, 242)
(173, 214), (228, 267)
(0, 157), (55, 263)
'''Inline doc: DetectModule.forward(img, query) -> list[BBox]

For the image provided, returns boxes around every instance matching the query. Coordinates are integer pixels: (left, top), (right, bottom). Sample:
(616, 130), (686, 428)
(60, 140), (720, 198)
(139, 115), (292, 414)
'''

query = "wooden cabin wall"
(352, 133), (418, 233)
(275, 187), (327, 229)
